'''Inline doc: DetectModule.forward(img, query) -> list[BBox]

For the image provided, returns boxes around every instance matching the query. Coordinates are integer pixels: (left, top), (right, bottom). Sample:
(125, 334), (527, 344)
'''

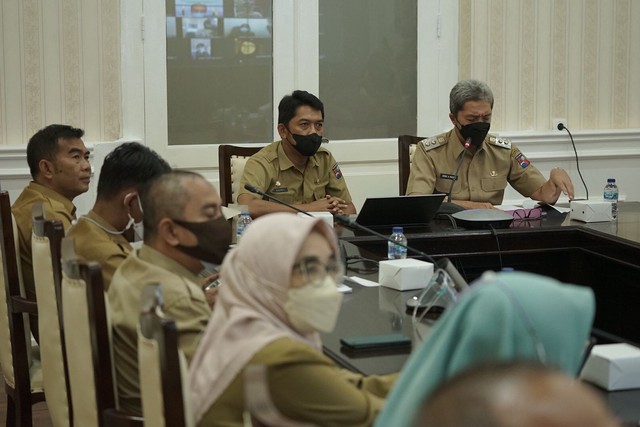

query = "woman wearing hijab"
(374, 270), (596, 427)
(190, 213), (396, 426)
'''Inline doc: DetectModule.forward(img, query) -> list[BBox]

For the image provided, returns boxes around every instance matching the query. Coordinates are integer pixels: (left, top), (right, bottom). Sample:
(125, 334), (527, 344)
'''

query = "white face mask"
(132, 194), (144, 242)
(284, 276), (343, 333)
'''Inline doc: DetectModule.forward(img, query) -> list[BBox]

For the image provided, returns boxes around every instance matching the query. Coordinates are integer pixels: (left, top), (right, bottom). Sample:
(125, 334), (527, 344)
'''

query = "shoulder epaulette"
(488, 135), (512, 149)
(419, 135), (446, 152)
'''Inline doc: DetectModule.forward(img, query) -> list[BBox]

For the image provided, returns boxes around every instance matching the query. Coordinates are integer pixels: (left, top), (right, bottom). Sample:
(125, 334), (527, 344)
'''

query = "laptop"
(355, 194), (446, 228)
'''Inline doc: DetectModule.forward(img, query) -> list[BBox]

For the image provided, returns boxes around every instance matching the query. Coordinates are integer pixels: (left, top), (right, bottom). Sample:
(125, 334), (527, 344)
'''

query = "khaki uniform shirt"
(198, 337), (397, 427)
(11, 182), (76, 341)
(406, 129), (547, 205)
(237, 140), (352, 205)
(66, 210), (133, 290)
(108, 245), (211, 416)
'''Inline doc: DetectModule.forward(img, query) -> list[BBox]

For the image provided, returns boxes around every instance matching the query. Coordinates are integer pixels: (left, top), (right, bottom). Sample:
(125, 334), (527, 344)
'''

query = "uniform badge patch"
(332, 163), (343, 179)
(440, 173), (457, 181)
(514, 152), (530, 168)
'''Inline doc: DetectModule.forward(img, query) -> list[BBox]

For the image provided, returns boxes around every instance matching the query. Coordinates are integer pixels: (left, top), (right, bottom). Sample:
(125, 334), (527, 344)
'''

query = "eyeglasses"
(512, 207), (543, 220)
(292, 256), (344, 286)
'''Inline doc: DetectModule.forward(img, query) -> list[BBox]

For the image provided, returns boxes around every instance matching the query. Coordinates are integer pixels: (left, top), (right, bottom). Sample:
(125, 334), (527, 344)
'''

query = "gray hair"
(449, 79), (494, 117)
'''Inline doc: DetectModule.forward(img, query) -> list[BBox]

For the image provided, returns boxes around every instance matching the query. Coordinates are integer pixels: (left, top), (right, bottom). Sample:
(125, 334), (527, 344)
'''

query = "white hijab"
(189, 213), (338, 422)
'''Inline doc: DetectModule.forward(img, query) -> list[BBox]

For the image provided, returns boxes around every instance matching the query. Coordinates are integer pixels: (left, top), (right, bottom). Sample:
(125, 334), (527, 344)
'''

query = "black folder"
(355, 194), (446, 228)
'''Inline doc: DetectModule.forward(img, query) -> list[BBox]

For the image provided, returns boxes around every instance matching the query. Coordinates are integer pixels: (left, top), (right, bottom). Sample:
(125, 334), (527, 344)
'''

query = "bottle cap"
(392, 226), (404, 233)
(607, 178), (616, 183)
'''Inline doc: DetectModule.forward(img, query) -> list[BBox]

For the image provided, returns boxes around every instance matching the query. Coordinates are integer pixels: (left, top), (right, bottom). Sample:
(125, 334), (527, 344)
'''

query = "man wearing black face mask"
(407, 79), (574, 209)
(238, 90), (356, 217)
(108, 170), (232, 416)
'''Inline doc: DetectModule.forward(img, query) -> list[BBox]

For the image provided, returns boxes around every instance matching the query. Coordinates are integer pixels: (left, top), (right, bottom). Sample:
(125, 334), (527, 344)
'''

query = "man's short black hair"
(277, 90), (324, 127)
(96, 142), (171, 200)
(27, 124), (85, 179)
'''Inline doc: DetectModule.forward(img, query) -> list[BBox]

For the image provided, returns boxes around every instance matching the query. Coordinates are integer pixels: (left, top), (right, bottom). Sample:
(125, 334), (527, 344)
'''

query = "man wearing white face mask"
(67, 142), (170, 289)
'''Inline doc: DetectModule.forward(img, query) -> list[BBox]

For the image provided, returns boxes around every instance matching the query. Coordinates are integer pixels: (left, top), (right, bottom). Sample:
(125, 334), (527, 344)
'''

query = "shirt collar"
(276, 140), (319, 171)
(28, 181), (76, 216)
(138, 244), (202, 284)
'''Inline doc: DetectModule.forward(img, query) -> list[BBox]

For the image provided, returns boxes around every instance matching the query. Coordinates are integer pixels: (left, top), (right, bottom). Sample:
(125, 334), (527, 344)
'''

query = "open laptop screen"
(355, 194), (446, 228)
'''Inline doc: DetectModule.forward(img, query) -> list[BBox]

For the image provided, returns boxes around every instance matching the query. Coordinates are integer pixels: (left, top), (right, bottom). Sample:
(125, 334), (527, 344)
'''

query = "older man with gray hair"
(406, 79), (574, 209)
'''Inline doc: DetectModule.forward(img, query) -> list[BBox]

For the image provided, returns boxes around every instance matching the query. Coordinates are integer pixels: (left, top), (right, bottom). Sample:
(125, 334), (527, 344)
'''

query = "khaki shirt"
(11, 182), (76, 340)
(237, 140), (352, 205)
(198, 337), (397, 427)
(66, 210), (132, 290)
(406, 129), (547, 205)
(108, 245), (211, 416)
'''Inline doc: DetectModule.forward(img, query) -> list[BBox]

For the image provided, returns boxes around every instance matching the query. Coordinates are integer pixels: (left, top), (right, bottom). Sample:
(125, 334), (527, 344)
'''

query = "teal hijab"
(375, 271), (595, 427)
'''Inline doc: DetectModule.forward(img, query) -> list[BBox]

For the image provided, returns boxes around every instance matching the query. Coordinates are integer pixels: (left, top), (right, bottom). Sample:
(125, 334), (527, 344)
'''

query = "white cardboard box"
(570, 200), (612, 222)
(581, 343), (640, 390)
(378, 259), (434, 291)
(297, 211), (334, 228)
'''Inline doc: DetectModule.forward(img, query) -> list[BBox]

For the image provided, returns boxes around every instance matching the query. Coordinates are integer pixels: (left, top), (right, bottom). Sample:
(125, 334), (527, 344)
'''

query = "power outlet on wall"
(553, 118), (567, 131)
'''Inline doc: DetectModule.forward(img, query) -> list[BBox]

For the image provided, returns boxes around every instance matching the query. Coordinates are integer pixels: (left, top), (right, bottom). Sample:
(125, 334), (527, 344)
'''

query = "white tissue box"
(297, 212), (334, 228)
(570, 200), (612, 222)
(581, 343), (640, 390)
(378, 259), (434, 291)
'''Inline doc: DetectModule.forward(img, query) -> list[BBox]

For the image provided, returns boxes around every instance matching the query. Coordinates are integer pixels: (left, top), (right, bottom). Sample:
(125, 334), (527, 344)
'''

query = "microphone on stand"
(446, 138), (471, 203)
(243, 184), (314, 217)
(334, 215), (468, 292)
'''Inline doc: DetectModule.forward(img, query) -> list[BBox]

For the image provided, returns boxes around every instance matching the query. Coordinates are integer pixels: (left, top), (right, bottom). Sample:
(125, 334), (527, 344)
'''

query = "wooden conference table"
(323, 202), (640, 423)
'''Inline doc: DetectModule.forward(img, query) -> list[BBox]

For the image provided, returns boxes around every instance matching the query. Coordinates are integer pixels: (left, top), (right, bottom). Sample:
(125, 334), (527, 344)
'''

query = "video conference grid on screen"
(166, 0), (272, 63)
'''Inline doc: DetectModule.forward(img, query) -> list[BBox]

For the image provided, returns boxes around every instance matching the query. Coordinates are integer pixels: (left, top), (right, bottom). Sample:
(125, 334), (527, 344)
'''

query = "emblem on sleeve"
(332, 163), (343, 179)
(514, 151), (530, 168)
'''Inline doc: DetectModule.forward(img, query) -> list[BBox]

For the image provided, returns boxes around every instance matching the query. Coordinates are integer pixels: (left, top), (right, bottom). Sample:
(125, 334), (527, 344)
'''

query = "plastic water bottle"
(388, 227), (408, 259)
(603, 178), (619, 220)
(236, 211), (252, 242)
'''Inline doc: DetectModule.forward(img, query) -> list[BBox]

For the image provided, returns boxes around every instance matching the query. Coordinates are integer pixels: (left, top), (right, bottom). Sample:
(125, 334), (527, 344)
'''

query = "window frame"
(124, 0), (458, 169)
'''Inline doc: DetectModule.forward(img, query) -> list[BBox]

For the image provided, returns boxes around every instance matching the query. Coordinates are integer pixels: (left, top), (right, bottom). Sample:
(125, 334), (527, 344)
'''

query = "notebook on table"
(355, 194), (446, 228)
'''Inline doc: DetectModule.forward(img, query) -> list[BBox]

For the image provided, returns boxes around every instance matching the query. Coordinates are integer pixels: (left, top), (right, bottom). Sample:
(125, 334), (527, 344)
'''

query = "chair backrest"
(398, 135), (425, 196)
(138, 284), (193, 427)
(0, 191), (40, 395)
(218, 144), (262, 206)
(61, 237), (114, 427)
(32, 203), (73, 427)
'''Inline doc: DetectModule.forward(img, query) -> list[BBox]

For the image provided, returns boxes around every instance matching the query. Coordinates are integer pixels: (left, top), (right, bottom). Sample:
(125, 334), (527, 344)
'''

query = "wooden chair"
(0, 191), (45, 427)
(218, 145), (262, 206)
(31, 203), (72, 427)
(137, 284), (193, 427)
(60, 237), (143, 427)
(398, 135), (426, 196)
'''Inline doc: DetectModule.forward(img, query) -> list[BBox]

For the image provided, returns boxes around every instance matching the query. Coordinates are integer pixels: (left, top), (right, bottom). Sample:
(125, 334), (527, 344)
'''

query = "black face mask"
(171, 216), (232, 264)
(458, 122), (490, 148)
(288, 131), (323, 156)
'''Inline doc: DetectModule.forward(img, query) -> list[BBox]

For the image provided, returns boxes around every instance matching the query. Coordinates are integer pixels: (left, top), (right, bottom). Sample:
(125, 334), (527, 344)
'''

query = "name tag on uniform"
(272, 187), (288, 193)
(440, 173), (457, 181)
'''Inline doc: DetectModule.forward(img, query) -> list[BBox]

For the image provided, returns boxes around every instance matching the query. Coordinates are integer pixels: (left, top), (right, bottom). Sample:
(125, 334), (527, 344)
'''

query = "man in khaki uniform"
(108, 171), (232, 416)
(407, 80), (574, 209)
(67, 142), (170, 289)
(12, 124), (91, 341)
(238, 90), (356, 217)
